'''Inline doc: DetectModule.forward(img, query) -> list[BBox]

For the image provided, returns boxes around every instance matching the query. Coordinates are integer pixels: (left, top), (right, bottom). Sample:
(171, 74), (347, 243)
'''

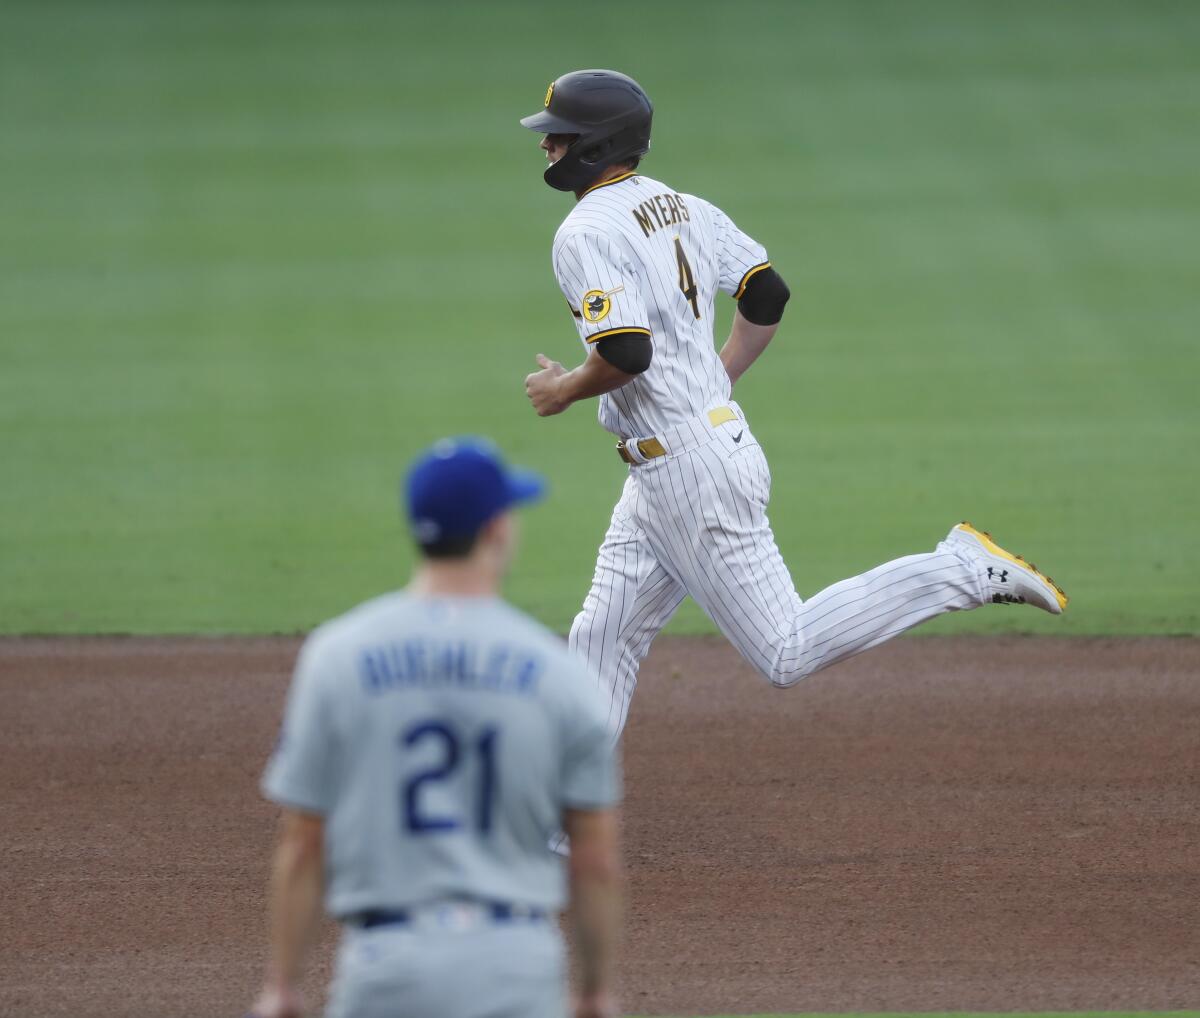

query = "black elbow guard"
(737, 267), (790, 326)
(595, 331), (653, 375)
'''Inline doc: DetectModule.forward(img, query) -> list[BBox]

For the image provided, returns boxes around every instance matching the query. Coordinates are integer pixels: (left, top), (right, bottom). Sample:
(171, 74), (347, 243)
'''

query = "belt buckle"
(637, 437), (666, 459)
(616, 440), (636, 465)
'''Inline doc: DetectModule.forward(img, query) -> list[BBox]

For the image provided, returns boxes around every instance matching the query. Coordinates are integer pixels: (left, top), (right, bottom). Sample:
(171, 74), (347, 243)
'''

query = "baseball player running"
(521, 69), (1068, 739)
(247, 439), (622, 1018)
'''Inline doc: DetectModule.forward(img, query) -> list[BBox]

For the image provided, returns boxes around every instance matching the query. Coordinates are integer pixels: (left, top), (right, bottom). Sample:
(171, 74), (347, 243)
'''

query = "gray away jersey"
(262, 592), (619, 916)
(552, 171), (770, 439)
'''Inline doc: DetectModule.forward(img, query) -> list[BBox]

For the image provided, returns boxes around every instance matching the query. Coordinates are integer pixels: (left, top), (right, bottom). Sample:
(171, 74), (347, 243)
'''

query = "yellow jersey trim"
(580, 171), (638, 198)
(585, 325), (651, 345)
(733, 261), (772, 300)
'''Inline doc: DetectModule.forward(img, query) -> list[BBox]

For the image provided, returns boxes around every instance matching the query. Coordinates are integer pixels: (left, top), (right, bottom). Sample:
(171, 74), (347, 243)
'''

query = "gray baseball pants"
(325, 919), (566, 1018)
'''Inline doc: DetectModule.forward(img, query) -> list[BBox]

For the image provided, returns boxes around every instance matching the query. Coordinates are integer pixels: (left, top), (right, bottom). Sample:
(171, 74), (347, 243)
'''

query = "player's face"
(540, 133), (575, 165)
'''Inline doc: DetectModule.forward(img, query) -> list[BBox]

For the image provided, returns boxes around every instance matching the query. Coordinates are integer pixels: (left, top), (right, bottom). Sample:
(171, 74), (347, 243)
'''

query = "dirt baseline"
(2, 634), (1197, 1017)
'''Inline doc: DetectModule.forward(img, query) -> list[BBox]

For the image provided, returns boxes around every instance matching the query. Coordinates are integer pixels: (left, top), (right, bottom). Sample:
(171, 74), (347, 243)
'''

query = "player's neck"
(409, 560), (501, 599)
(574, 164), (635, 201)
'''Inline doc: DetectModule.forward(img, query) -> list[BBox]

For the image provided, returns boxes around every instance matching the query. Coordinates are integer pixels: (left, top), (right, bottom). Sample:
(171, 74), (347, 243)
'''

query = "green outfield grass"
(2, 0), (1197, 634)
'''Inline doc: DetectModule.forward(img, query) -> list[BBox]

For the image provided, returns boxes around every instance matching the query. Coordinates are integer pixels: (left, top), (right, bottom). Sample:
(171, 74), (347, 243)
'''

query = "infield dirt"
(2, 634), (1197, 1016)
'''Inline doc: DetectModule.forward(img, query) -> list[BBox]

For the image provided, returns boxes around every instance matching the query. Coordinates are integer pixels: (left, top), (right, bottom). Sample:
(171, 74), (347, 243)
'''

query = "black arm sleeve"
(595, 330), (652, 375)
(737, 267), (790, 326)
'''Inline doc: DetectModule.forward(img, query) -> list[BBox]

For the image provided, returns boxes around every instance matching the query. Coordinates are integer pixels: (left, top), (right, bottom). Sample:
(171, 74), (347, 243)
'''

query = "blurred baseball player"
(521, 69), (1068, 738)
(247, 439), (622, 1018)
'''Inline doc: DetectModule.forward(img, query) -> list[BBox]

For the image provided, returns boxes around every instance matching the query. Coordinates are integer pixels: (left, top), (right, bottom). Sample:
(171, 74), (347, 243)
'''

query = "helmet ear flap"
(578, 137), (613, 166)
(543, 146), (589, 191)
(544, 137), (620, 191)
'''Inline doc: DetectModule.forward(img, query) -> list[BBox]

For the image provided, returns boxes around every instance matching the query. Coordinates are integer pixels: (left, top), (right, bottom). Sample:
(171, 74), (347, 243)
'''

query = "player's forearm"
(720, 310), (779, 387)
(570, 862), (622, 997)
(566, 810), (623, 999)
(558, 348), (637, 407)
(264, 824), (324, 991)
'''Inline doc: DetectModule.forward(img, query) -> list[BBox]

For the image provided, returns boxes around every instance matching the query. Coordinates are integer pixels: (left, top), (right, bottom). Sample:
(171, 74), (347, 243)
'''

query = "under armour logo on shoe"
(731, 430), (744, 443)
(987, 566), (1009, 583)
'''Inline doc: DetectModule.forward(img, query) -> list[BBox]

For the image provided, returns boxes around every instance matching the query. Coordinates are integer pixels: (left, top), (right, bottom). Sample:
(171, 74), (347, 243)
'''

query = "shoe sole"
(955, 521), (1069, 613)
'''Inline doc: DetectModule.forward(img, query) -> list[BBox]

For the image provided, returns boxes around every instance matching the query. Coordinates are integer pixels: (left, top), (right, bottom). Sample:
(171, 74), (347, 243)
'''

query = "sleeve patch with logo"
(581, 285), (624, 324)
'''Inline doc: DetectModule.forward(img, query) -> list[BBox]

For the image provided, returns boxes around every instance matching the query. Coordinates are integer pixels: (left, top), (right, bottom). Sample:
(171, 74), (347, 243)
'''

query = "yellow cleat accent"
(954, 522), (1069, 613)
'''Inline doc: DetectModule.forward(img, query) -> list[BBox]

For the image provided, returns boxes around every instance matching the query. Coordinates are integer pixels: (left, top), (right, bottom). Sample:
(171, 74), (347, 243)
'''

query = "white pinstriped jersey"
(552, 172), (770, 438)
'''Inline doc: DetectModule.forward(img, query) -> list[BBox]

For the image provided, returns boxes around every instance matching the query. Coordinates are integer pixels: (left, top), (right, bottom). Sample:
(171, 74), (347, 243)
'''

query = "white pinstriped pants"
(568, 405), (988, 737)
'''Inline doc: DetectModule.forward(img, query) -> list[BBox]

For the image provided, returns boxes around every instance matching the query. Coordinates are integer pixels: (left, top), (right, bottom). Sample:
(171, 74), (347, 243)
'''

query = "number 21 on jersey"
(400, 718), (499, 834)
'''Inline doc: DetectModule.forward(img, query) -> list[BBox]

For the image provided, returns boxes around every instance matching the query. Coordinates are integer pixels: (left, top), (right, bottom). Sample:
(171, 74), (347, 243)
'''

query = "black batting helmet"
(519, 69), (653, 192)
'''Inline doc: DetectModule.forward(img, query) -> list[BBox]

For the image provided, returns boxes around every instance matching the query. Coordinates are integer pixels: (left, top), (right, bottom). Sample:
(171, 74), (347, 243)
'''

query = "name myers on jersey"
(631, 191), (691, 238)
(359, 639), (542, 697)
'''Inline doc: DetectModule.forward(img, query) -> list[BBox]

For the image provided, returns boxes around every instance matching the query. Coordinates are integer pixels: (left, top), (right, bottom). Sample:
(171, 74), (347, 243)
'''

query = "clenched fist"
(525, 353), (571, 416)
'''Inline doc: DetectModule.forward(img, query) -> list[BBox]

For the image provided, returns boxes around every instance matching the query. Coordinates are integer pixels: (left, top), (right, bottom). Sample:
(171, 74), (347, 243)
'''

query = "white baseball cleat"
(948, 521), (1069, 614)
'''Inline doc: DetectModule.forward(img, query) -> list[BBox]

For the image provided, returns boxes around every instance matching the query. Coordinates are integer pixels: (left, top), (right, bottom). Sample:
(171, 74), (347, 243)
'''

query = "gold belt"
(616, 406), (736, 465)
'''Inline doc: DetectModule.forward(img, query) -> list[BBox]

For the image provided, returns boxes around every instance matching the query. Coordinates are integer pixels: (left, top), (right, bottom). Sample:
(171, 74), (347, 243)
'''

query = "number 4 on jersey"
(674, 237), (701, 320)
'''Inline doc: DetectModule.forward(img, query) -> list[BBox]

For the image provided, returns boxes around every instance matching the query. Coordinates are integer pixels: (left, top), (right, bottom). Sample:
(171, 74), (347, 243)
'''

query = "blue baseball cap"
(404, 437), (546, 544)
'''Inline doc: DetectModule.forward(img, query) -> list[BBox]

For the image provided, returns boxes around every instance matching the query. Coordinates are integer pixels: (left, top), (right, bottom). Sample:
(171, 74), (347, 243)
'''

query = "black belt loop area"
(351, 902), (548, 929)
